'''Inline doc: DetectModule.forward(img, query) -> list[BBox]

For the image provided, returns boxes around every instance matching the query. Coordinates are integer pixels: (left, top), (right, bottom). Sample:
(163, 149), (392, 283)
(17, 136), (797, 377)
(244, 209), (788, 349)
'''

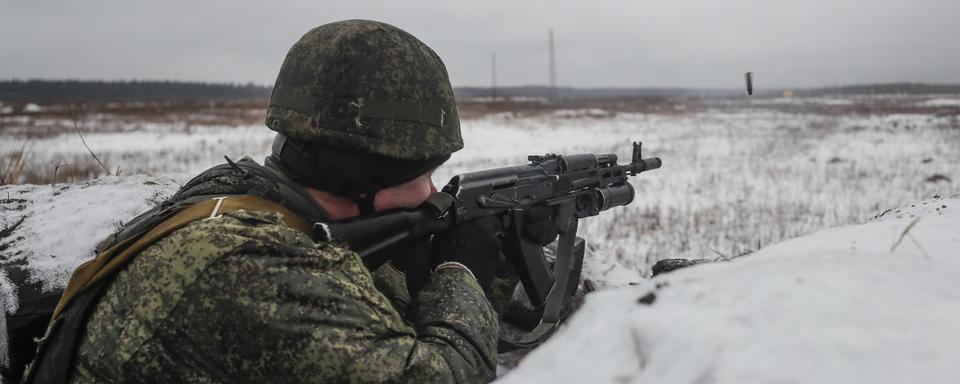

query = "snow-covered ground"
(5, 96), (958, 273)
(499, 195), (960, 383)
(2, 173), (958, 383)
(445, 110), (958, 273)
(0, 176), (181, 292)
(2, 95), (959, 381)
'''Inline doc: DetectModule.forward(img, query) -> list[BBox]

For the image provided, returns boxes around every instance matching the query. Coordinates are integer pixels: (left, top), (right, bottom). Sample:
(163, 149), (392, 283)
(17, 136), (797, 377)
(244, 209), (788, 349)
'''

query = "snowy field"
(3, 95), (959, 273)
(501, 195), (960, 383)
(2, 95), (960, 381)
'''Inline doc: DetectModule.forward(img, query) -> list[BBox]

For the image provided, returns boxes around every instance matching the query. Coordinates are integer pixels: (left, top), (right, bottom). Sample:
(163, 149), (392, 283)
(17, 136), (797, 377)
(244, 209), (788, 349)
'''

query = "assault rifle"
(314, 141), (661, 349)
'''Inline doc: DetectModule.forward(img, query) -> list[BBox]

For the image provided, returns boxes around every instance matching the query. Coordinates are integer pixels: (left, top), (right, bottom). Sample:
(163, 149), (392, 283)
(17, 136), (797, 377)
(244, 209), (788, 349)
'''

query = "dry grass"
(0, 99), (268, 138)
(0, 143), (30, 185)
(0, 142), (108, 185)
(66, 103), (111, 177)
(0, 99), (272, 185)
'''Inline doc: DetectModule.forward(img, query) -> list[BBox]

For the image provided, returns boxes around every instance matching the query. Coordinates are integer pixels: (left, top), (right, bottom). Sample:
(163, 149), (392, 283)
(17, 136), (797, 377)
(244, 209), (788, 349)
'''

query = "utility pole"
(548, 29), (557, 101)
(491, 52), (498, 101)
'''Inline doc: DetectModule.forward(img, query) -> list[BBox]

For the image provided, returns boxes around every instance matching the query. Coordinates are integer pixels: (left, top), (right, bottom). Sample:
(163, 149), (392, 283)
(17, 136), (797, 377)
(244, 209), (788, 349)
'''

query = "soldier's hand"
(430, 216), (502, 294)
(389, 237), (432, 298)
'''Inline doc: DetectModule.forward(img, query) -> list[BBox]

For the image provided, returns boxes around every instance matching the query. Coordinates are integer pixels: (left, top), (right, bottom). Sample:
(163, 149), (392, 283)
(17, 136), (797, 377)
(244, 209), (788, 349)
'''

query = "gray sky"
(2, 0), (958, 88)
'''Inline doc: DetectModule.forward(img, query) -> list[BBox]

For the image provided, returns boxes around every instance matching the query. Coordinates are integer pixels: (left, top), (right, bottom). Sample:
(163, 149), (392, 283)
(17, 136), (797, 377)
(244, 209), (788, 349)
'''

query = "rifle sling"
(501, 218), (579, 351)
(48, 195), (313, 324)
(25, 195), (312, 383)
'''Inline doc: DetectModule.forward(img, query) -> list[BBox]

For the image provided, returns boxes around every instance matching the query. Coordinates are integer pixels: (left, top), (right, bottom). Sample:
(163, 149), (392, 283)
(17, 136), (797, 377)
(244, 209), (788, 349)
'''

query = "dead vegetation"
(0, 145), (107, 185)
(0, 99), (268, 138)
(0, 143), (30, 185)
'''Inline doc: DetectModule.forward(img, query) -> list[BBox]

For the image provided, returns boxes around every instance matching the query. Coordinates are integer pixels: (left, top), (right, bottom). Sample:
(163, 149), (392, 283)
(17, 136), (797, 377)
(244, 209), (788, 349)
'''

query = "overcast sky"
(2, 0), (958, 88)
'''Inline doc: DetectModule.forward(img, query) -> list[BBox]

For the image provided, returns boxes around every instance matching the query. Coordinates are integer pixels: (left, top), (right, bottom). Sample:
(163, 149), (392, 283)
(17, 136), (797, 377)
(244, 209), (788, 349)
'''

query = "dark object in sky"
(745, 72), (754, 95)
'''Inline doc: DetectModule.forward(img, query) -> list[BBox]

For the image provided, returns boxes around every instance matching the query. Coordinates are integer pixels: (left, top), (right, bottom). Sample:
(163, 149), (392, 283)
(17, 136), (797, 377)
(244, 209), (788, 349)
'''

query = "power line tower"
(491, 52), (498, 101)
(548, 29), (557, 101)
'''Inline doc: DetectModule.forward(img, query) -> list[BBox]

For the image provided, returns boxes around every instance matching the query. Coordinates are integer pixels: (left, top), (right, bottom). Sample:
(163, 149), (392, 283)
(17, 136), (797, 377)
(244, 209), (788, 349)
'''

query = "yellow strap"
(49, 195), (312, 323)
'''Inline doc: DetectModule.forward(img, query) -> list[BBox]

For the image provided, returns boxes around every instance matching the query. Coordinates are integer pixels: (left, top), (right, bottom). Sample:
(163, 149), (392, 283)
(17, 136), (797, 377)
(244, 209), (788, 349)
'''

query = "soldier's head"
(265, 20), (461, 217)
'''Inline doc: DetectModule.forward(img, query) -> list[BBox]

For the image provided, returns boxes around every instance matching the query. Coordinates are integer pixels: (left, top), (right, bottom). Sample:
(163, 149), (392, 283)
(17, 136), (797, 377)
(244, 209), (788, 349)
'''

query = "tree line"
(0, 80), (272, 103)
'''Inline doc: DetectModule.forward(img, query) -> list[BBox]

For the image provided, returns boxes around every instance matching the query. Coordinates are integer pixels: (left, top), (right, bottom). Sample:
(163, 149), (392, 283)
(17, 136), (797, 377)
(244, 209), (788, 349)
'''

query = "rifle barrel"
(630, 157), (662, 174)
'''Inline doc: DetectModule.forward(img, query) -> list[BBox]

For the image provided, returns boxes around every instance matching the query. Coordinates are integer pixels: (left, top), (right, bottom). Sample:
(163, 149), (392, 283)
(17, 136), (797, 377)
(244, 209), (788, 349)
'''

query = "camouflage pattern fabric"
(488, 256), (521, 316)
(70, 210), (498, 383)
(66, 159), (498, 383)
(266, 20), (463, 160)
(370, 261), (413, 317)
(373, 259), (521, 324)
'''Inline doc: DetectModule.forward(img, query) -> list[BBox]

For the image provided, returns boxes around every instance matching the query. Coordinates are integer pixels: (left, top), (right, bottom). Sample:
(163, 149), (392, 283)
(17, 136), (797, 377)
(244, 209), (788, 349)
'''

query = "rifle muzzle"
(631, 157), (662, 174)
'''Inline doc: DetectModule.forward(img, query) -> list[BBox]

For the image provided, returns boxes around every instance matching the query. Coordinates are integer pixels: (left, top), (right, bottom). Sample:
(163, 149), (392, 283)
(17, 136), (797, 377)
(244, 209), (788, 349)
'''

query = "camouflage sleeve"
(403, 268), (499, 381)
(139, 222), (498, 383)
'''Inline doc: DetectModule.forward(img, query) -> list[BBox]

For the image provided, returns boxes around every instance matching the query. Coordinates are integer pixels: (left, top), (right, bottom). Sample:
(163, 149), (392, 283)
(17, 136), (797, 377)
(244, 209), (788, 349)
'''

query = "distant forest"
(0, 80), (271, 103)
(457, 83), (960, 99)
(1, 80), (958, 103)
(792, 83), (960, 96)
(454, 86), (740, 99)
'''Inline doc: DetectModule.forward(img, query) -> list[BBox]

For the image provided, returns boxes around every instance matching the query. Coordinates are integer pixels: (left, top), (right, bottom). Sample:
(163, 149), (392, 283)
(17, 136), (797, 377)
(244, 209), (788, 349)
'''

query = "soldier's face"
(305, 171), (437, 221)
(372, 172), (435, 212)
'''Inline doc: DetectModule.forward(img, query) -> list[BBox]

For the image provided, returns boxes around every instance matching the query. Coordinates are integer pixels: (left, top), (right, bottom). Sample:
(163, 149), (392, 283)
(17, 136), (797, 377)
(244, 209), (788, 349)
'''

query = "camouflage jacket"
(67, 158), (498, 383)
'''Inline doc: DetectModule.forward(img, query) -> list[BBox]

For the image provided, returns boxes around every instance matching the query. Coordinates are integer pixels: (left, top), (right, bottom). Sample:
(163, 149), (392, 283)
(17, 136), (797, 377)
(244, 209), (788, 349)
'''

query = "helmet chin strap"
(353, 192), (377, 216)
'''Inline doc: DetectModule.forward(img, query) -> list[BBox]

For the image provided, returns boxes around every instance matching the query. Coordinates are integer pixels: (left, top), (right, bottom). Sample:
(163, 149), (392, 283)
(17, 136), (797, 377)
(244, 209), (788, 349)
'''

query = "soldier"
(30, 20), (504, 383)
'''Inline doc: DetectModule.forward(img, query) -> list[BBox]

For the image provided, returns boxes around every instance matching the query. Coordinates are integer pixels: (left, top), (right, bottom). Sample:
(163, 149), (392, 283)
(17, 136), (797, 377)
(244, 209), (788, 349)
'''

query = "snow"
(2, 96), (959, 379)
(464, 96), (549, 103)
(22, 104), (41, 113)
(436, 111), (959, 272)
(920, 98), (960, 107)
(0, 268), (16, 367)
(0, 176), (180, 367)
(497, 195), (960, 384)
(4, 103), (958, 274)
(751, 97), (855, 106)
(0, 176), (181, 291)
(0, 124), (274, 177)
(552, 108), (612, 118)
(3, 178), (958, 382)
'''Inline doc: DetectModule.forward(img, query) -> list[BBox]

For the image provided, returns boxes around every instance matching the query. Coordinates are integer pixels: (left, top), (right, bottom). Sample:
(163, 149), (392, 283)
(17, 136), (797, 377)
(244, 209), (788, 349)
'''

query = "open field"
(2, 95), (958, 273)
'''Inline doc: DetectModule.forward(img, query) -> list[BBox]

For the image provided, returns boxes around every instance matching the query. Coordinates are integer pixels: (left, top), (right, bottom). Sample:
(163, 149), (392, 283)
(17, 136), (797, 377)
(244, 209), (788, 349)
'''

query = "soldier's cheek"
(374, 175), (433, 211)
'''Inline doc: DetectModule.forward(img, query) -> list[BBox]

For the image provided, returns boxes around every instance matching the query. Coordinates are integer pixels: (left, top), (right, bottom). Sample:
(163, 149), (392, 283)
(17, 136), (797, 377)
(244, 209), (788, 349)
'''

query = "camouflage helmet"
(265, 19), (463, 161)
(265, 20), (463, 201)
